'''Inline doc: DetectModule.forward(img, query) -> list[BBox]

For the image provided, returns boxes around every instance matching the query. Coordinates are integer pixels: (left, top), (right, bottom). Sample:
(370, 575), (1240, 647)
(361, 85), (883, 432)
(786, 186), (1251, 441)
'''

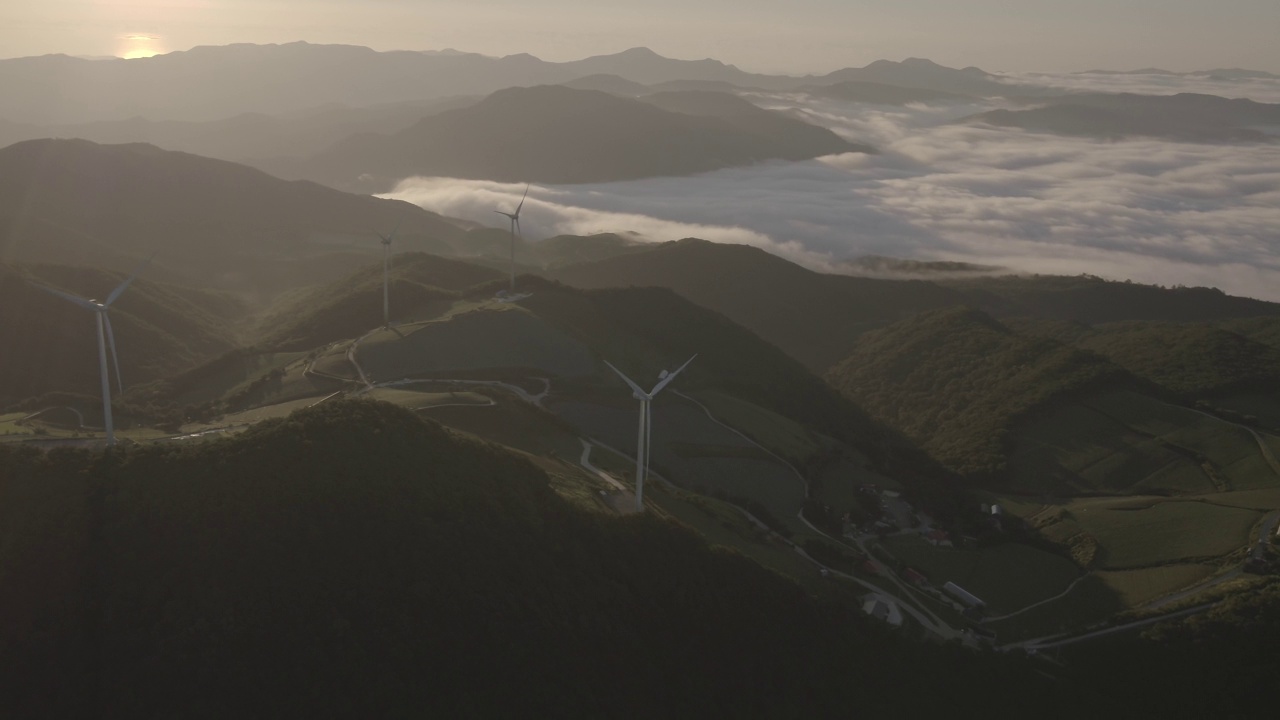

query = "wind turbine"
(494, 184), (529, 295)
(30, 255), (154, 446)
(604, 355), (697, 512)
(376, 227), (397, 327)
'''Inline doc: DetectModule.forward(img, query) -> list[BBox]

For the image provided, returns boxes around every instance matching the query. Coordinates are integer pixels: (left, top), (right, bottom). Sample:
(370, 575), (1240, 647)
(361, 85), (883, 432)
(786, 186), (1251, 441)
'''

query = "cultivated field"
(878, 534), (1080, 616)
(1041, 497), (1261, 569)
(1095, 564), (1219, 607)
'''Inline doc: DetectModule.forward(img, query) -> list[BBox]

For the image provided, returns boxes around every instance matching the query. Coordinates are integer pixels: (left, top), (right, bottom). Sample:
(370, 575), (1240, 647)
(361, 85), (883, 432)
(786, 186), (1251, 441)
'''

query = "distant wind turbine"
(377, 227), (397, 327)
(494, 184), (529, 294)
(30, 255), (155, 446)
(604, 354), (697, 512)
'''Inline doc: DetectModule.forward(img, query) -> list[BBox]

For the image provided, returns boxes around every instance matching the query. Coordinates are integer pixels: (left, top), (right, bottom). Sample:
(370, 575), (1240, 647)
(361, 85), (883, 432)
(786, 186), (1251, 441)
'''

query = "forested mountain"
(0, 139), (468, 295)
(0, 399), (1065, 717)
(824, 307), (1134, 480)
(273, 85), (863, 190)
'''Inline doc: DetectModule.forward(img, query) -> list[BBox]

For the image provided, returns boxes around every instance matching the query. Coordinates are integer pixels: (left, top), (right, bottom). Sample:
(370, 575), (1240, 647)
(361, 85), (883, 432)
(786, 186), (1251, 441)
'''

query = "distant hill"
(801, 81), (974, 105)
(0, 139), (468, 296)
(0, 262), (241, 407)
(0, 43), (1047, 125)
(550, 239), (968, 373)
(278, 86), (865, 190)
(0, 97), (479, 164)
(551, 241), (1280, 375)
(817, 58), (1046, 98)
(967, 92), (1280, 142)
(253, 252), (504, 350)
(1080, 67), (1280, 80)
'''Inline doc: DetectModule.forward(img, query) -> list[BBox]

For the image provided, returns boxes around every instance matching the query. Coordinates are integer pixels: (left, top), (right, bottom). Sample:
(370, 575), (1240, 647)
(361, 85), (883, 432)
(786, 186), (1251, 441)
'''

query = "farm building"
(943, 581), (986, 609)
(862, 595), (904, 627)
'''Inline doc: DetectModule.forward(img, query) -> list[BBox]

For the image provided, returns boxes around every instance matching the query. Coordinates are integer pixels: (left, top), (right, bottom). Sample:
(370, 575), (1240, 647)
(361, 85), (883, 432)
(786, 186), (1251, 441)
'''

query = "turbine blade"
(604, 360), (648, 399)
(104, 313), (123, 394)
(650, 354), (697, 396)
(30, 283), (97, 310)
(514, 216), (522, 238)
(105, 252), (155, 306)
(514, 183), (530, 216)
(495, 210), (515, 219)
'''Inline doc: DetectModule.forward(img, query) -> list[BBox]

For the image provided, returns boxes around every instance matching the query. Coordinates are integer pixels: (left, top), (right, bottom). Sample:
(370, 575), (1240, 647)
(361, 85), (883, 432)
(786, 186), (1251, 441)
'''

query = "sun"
(118, 34), (165, 59)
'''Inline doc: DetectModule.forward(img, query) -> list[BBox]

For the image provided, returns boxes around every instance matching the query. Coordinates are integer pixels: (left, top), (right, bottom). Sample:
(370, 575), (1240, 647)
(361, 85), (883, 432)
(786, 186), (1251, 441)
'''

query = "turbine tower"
(30, 255), (154, 446)
(604, 355), (697, 512)
(494, 184), (529, 294)
(377, 228), (397, 327)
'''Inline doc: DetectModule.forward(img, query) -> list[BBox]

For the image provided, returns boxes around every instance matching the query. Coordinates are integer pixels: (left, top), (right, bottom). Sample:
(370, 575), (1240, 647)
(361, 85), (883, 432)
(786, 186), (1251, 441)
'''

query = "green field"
(1009, 390), (1280, 496)
(1043, 497), (1260, 569)
(362, 387), (491, 411)
(427, 397), (585, 460)
(1095, 564), (1219, 607)
(877, 534), (1080, 616)
(983, 575), (1124, 641)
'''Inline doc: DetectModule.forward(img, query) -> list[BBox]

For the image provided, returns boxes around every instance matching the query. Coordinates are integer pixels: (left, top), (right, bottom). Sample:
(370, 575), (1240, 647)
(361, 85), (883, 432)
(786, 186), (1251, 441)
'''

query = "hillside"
(550, 239), (968, 372)
(273, 85), (864, 190)
(1012, 319), (1280, 397)
(968, 92), (1280, 142)
(0, 262), (241, 407)
(0, 139), (468, 295)
(552, 240), (1280, 375)
(252, 252), (505, 350)
(0, 97), (479, 164)
(825, 307), (1132, 480)
(0, 399), (1066, 717)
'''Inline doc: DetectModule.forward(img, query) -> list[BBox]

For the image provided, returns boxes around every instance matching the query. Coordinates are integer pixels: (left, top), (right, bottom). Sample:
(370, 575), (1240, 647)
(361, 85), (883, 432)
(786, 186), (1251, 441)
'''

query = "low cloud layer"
(384, 73), (1280, 302)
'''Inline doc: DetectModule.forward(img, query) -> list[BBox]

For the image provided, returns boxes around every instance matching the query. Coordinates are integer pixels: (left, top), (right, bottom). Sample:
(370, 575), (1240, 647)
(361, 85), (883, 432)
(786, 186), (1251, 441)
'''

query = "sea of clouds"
(383, 72), (1280, 301)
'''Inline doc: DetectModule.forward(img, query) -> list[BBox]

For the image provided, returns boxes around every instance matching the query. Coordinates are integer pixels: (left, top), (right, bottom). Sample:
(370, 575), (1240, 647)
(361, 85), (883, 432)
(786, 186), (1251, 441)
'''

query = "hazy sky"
(3, 0), (1279, 73)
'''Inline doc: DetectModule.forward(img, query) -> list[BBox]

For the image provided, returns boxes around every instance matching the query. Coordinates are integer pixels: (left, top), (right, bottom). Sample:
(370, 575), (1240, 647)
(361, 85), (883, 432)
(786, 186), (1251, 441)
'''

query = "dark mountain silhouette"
(968, 92), (1280, 142)
(277, 85), (865, 190)
(0, 43), (1047, 125)
(817, 58), (1045, 98)
(801, 81), (975, 105)
(0, 139), (468, 295)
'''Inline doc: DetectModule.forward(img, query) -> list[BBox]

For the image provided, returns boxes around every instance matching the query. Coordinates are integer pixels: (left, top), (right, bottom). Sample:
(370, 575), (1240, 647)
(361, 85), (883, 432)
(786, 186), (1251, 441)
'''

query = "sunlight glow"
(118, 34), (164, 59)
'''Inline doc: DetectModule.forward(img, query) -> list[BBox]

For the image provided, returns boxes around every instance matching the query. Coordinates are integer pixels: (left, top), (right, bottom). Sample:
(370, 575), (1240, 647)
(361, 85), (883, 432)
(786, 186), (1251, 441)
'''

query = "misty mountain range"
(0, 43), (1051, 125)
(968, 92), (1280, 142)
(261, 86), (869, 190)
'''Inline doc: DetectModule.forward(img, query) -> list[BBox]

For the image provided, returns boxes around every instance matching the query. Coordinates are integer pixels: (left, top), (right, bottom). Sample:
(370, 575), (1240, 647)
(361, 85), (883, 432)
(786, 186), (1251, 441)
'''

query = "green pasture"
(983, 575), (1124, 641)
(1095, 564), (1219, 607)
(1009, 390), (1280, 496)
(1048, 497), (1260, 569)
(877, 534), (1080, 616)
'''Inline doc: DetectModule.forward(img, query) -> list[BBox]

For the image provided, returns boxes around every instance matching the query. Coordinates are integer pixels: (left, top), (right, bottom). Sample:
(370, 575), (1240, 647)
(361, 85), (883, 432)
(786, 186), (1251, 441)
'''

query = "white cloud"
(383, 76), (1280, 302)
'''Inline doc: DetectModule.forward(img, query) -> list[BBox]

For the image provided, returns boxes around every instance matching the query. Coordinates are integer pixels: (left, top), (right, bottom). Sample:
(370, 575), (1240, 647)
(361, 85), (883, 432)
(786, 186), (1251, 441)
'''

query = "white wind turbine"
(30, 255), (154, 446)
(604, 355), (697, 512)
(376, 227), (397, 327)
(494, 184), (529, 295)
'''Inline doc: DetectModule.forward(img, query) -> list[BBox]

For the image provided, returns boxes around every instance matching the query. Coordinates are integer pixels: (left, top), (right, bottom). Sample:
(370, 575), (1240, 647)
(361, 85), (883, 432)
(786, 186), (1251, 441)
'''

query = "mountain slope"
(0, 262), (241, 407)
(802, 81), (974, 105)
(0, 139), (468, 295)
(825, 307), (1132, 480)
(0, 399), (1062, 717)
(277, 85), (863, 189)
